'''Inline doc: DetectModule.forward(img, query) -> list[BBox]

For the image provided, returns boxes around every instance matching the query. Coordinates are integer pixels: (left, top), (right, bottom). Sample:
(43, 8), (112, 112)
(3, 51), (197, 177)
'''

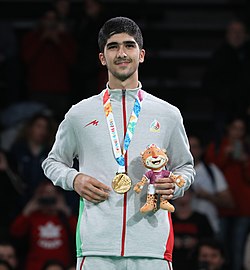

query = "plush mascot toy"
(134, 144), (185, 213)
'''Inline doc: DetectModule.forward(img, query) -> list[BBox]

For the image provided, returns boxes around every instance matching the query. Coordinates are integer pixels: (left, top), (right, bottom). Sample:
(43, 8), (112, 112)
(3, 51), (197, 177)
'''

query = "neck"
(108, 74), (139, 90)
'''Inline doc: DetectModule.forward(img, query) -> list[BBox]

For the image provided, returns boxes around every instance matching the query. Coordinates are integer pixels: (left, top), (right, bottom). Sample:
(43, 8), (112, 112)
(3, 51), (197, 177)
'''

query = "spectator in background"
(52, 0), (75, 33)
(0, 241), (18, 270)
(202, 19), (250, 139)
(0, 149), (24, 239)
(10, 181), (77, 270)
(205, 115), (250, 270)
(0, 21), (21, 108)
(195, 238), (228, 270)
(72, 0), (108, 103)
(188, 135), (234, 235)
(172, 189), (214, 270)
(21, 10), (76, 120)
(202, 19), (250, 107)
(9, 113), (56, 209)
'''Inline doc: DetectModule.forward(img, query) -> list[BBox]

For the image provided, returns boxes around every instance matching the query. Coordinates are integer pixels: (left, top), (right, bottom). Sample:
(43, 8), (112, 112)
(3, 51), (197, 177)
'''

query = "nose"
(151, 149), (158, 158)
(117, 45), (127, 58)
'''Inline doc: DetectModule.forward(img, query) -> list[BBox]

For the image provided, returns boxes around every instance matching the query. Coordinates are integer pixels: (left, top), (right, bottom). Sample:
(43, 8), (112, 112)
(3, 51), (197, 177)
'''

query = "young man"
(42, 16), (195, 270)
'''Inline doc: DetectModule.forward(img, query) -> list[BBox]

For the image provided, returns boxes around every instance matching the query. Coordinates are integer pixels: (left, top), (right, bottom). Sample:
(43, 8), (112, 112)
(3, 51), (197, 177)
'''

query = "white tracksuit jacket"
(42, 83), (195, 262)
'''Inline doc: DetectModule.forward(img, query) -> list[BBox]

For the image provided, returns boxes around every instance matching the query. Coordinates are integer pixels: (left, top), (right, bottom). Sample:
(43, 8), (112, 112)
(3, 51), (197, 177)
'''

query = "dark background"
(0, 0), (249, 143)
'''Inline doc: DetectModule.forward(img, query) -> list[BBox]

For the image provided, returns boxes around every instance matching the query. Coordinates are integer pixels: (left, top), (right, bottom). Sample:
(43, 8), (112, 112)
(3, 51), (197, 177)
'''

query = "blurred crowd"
(0, 0), (250, 270)
(0, 0), (109, 121)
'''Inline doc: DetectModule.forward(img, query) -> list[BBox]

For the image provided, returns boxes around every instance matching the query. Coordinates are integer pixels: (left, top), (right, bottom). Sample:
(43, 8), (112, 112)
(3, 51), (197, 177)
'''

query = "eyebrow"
(106, 41), (137, 48)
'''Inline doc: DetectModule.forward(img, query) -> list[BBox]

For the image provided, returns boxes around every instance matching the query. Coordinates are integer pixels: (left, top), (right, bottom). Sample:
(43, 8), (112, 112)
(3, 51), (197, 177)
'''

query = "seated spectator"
(188, 135), (234, 235)
(195, 238), (228, 270)
(205, 115), (250, 270)
(9, 113), (56, 209)
(202, 19), (250, 124)
(172, 189), (214, 270)
(21, 9), (76, 120)
(10, 181), (77, 270)
(0, 240), (18, 270)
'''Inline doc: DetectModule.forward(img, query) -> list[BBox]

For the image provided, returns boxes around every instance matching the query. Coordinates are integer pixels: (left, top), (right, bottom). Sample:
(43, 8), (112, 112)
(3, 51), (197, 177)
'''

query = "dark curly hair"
(98, 16), (143, 52)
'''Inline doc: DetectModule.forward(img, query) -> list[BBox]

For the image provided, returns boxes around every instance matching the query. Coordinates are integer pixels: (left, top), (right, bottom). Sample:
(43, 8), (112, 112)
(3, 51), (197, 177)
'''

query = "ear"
(139, 49), (145, 63)
(99, 53), (106, 66)
(140, 151), (144, 156)
(162, 148), (167, 154)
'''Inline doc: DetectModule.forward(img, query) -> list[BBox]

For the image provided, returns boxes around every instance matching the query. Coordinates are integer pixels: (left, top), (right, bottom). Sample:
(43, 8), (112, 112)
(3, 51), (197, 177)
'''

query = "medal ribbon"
(103, 88), (144, 173)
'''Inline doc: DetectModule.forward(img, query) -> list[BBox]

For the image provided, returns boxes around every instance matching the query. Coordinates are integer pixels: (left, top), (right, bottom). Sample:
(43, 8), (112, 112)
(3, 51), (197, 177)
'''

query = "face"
(37, 183), (59, 210)
(141, 145), (168, 170)
(55, 0), (70, 16)
(226, 21), (247, 48)
(0, 245), (17, 268)
(227, 119), (246, 140)
(29, 117), (49, 144)
(198, 245), (224, 270)
(85, 0), (101, 16)
(41, 10), (58, 30)
(99, 33), (145, 84)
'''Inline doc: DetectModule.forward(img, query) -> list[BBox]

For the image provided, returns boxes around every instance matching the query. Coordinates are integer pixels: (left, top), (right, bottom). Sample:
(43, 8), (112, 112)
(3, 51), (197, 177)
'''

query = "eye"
(126, 43), (136, 48)
(107, 44), (118, 50)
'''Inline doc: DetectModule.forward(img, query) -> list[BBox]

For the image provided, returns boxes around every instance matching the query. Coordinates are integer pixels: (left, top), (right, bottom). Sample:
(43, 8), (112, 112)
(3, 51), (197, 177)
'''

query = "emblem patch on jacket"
(84, 120), (99, 127)
(150, 119), (160, 132)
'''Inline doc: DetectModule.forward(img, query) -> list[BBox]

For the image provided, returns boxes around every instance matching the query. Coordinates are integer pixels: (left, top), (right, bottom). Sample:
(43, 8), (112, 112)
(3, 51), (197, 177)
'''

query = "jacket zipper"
(121, 89), (127, 256)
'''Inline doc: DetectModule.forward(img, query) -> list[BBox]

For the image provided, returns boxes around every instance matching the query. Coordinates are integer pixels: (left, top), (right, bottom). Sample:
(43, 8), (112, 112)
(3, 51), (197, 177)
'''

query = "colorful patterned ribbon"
(103, 88), (144, 172)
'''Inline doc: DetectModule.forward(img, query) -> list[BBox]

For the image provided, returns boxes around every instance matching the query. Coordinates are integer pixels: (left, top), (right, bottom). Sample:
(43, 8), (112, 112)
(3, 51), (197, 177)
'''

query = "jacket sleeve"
(167, 110), (195, 199)
(42, 113), (80, 190)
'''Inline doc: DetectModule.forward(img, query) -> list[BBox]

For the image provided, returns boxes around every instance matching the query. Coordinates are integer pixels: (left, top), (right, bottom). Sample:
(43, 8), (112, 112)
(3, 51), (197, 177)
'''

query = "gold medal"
(112, 173), (132, 194)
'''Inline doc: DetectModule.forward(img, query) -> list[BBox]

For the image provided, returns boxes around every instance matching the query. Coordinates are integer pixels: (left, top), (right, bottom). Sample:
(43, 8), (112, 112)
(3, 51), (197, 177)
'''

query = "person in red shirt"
(10, 181), (77, 270)
(21, 9), (76, 120)
(205, 115), (250, 270)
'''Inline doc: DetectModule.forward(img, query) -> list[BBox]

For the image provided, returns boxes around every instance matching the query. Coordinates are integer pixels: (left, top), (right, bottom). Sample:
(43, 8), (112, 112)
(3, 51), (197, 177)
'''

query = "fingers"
(74, 174), (111, 203)
(154, 178), (175, 199)
(86, 184), (110, 200)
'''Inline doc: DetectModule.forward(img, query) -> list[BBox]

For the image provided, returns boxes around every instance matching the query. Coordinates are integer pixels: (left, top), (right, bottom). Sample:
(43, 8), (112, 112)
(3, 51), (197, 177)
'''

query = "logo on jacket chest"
(84, 119), (99, 127)
(150, 119), (160, 132)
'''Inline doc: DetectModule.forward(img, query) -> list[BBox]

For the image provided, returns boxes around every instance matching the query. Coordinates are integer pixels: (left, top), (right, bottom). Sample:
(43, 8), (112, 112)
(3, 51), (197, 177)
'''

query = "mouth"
(152, 160), (161, 165)
(115, 60), (131, 65)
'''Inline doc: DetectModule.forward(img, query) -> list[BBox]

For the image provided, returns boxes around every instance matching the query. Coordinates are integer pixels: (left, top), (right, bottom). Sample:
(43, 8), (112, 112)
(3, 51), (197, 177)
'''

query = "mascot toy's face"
(141, 144), (168, 170)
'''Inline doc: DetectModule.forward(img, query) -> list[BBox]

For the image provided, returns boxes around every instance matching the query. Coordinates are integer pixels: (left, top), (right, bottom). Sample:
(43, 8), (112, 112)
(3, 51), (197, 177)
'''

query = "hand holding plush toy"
(134, 144), (185, 213)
